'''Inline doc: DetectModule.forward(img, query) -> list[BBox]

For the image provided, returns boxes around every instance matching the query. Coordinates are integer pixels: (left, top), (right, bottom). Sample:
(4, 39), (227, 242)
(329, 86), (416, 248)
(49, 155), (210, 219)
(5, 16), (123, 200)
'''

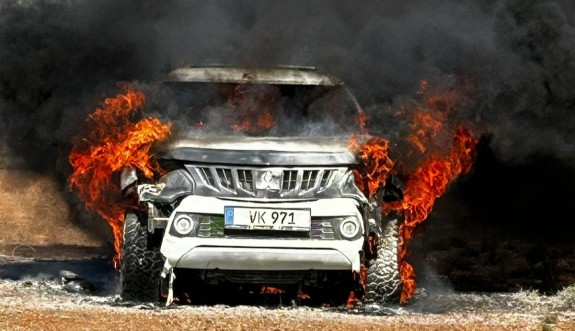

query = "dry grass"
(0, 303), (574, 331)
(1, 280), (574, 331)
(549, 285), (575, 311)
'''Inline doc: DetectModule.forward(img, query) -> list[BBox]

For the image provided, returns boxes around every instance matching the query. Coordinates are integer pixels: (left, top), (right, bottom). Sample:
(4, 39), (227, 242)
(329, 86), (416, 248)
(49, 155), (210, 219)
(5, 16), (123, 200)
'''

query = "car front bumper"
(160, 195), (365, 274)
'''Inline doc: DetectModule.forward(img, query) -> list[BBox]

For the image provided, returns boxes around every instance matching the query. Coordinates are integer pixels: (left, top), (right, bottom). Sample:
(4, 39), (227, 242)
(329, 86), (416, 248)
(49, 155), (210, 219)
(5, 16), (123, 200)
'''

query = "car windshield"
(160, 82), (362, 138)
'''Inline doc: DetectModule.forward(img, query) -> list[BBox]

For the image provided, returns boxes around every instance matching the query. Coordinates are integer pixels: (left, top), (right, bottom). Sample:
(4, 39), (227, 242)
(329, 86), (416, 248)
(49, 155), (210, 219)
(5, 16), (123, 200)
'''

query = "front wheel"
(120, 212), (164, 302)
(364, 217), (402, 303)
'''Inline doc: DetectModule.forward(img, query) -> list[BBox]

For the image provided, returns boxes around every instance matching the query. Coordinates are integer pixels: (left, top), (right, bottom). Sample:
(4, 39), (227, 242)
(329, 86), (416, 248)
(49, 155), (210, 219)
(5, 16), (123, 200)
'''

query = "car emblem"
(255, 170), (282, 190)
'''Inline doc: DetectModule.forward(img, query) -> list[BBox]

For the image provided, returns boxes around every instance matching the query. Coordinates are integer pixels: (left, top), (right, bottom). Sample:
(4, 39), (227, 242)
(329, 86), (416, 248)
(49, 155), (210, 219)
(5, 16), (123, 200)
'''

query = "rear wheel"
(365, 217), (402, 303)
(120, 212), (164, 302)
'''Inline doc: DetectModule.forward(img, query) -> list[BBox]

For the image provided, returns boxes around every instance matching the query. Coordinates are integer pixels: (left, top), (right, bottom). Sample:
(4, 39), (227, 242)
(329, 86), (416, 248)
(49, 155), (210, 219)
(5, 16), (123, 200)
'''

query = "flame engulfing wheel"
(365, 217), (402, 303)
(120, 212), (163, 302)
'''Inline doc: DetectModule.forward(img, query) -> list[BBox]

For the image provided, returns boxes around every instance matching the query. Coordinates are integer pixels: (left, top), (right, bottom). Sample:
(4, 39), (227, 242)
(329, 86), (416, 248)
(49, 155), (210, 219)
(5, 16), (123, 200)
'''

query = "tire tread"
(120, 213), (163, 302)
(365, 218), (402, 303)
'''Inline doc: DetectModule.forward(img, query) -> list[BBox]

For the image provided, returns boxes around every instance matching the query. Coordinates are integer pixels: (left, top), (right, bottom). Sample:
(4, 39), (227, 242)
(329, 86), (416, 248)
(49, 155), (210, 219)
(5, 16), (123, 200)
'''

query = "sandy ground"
(0, 169), (105, 251)
(2, 305), (573, 331)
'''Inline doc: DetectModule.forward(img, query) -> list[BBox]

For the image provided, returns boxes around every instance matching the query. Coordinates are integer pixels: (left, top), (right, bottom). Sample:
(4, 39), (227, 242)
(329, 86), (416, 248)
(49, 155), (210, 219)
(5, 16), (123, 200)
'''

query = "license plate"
(224, 207), (311, 231)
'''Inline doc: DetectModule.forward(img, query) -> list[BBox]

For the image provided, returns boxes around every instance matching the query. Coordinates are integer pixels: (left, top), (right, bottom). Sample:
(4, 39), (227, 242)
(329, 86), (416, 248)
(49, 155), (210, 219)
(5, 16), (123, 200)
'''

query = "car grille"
(188, 165), (338, 199)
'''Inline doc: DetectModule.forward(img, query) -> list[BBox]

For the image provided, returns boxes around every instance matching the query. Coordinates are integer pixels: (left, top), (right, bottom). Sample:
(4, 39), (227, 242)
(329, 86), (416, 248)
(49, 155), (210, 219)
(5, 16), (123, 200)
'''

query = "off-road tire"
(120, 212), (163, 302)
(365, 217), (402, 303)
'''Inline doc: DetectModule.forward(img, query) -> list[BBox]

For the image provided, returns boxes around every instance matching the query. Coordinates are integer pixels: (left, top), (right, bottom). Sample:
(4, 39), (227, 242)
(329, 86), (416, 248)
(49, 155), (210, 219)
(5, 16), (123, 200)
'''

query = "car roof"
(164, 66), (343, 86)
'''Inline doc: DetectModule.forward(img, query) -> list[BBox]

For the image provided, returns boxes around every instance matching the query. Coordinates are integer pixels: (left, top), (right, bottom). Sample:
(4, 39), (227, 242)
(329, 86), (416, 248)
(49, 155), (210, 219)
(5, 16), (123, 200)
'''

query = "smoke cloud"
(1, 0), (574, 250)
(1, 0), (574, 172)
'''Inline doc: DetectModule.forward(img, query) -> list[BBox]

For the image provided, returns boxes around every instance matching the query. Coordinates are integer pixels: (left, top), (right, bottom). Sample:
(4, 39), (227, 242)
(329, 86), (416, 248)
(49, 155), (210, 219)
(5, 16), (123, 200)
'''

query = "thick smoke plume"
(1, 0), (574, 243)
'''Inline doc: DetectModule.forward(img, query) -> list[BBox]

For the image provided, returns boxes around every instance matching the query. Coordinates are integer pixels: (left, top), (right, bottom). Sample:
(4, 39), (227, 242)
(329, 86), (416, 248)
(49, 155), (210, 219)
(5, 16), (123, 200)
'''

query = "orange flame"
(260, 286), (285, 295)
(346, 291), (358, 308)
(349, 135), (395, 198)
(69, 84), (172, 268)
(385, 126), (477, 303)
(407, 112), (444, 154)
(406, 79), (466, 157)
(346, 266), (368, 308)
(231, 111), (275, 133)
(226, 84), (279, 134)
(352, 79), (478, 304)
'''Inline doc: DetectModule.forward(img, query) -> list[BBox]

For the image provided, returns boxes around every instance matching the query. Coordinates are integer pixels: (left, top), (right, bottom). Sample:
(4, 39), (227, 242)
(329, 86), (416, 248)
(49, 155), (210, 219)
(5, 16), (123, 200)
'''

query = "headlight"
(174, 214), (195, 235)
(339, 217), (360, 239)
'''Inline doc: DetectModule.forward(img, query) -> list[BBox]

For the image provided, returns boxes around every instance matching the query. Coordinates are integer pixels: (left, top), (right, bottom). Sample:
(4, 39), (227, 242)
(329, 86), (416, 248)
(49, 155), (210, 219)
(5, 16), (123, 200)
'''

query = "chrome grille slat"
(237, 169), (253, 192)
(319, 170), (332, 189)
(282, 170), (297, 191)
(197, 217), (212, 237)
(216, 168), (234, 189)
(301, 170), (318, 190)
(197, 216), (224, 238)
(310, 218), (335, 240)
(198, 167), (215, 186)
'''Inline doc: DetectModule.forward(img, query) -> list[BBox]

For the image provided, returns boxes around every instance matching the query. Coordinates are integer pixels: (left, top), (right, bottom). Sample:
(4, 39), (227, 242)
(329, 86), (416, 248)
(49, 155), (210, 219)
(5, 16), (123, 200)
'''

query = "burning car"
(118, 66), (405, 305)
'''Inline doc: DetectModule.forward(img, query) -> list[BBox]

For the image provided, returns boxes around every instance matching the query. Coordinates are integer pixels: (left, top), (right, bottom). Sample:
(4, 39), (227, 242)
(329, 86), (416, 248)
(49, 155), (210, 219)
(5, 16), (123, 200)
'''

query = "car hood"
(157, 136), (359, 166)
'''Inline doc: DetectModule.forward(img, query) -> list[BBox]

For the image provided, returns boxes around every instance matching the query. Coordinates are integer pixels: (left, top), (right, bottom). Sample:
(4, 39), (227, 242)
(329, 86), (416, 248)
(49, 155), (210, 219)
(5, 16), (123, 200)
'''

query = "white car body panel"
(160, 195), (364, 273)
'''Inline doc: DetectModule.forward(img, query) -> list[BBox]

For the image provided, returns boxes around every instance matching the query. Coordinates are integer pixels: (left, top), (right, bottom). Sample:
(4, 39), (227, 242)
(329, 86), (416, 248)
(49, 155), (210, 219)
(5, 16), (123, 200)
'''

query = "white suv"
(119, 67), (404, 305)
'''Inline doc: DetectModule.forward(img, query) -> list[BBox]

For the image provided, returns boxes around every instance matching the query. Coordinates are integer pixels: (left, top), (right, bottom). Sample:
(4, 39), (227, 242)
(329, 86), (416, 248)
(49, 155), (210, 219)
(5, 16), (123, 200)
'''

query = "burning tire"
(120, 212), (163, 302)
(365, 217), (402, 303)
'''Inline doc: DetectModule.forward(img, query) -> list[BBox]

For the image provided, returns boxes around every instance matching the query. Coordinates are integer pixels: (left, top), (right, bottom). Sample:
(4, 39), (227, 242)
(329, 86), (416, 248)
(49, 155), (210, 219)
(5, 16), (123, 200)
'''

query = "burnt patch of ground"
(0, 256), (116, 296)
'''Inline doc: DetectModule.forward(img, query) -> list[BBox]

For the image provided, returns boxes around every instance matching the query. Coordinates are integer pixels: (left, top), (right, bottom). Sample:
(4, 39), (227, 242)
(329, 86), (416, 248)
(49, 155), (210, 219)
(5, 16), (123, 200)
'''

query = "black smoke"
(1, 0), (574, 288)
(1, 0), (574, 170)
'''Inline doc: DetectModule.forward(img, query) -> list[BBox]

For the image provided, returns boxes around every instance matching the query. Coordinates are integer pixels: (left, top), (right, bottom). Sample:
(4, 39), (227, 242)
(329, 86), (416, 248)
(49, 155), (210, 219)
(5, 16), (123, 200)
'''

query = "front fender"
(138, 169), (195, 203)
